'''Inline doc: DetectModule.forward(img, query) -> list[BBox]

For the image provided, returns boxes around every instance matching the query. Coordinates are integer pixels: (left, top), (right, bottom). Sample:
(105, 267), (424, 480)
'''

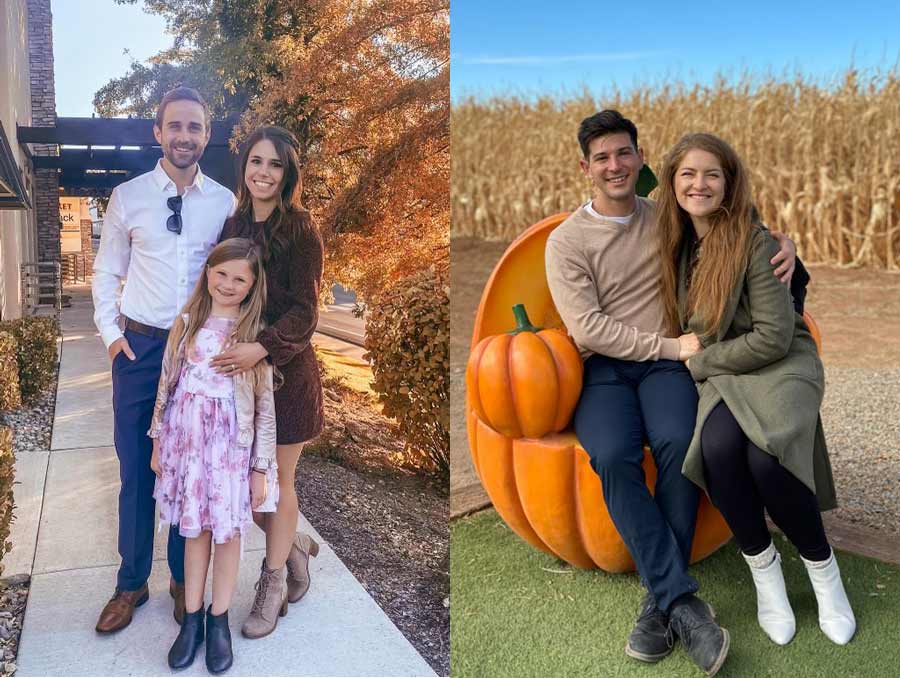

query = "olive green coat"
(678, 227), (837, 511)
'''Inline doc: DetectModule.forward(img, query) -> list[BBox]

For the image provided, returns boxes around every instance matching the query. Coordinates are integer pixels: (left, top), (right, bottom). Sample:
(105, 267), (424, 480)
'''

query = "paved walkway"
(8, 285), (434, 677)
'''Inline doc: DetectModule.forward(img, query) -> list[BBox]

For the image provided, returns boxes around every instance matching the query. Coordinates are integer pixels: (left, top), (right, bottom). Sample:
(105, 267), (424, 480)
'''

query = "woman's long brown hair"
(234, 125), (311, 263)
(163, 238), (268, 389)
(657, 133), (754, 338)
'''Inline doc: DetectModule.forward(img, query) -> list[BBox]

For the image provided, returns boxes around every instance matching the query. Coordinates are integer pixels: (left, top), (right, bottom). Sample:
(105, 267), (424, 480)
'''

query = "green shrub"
(0, 316), (59, 403)
(0, 426), (14, 576)
(0, 332), (22, 412)
(364, 267), (449, 476)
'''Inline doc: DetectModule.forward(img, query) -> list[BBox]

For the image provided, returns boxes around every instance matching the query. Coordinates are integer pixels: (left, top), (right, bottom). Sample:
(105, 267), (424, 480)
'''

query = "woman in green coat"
(655, 133), (855, 648)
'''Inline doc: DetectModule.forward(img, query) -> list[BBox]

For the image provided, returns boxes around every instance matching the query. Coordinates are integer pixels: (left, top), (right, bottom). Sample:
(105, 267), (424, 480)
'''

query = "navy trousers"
(573, 355), (700, 613)
(111, 328), (185, 591)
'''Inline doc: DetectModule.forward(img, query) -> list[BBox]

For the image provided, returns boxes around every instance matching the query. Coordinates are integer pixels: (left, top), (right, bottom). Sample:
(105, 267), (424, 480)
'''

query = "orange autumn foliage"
(238, 0), (450, 302)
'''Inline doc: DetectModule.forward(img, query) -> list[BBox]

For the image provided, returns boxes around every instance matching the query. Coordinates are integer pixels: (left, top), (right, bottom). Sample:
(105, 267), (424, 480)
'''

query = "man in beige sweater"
(545, 110), (796, 676)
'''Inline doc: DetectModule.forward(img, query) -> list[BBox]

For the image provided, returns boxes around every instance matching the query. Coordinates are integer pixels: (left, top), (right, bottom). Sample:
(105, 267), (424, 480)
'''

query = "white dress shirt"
(92, 159), (236, 348)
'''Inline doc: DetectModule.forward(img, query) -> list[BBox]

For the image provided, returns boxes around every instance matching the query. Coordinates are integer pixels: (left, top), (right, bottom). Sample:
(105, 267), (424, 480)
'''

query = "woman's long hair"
(163, 238), (268, 389)
(234, 125), (311, 263)
(657, 133), (754, 338)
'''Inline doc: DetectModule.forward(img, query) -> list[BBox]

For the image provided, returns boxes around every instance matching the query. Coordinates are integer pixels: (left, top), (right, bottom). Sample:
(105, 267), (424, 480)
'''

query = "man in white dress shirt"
(92, 87), (236, 633)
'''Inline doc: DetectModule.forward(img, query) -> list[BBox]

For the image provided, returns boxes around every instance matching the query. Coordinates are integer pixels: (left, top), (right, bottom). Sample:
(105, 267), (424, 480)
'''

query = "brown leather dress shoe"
(95, 584), (149, 634)
(170, 578), (186, 626)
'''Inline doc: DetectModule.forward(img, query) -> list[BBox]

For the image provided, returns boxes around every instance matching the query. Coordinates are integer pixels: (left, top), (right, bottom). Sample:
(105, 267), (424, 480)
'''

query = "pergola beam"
(58, 171), (137, 191)
(37, 146), (238, 175)
(22, 118), (240, 195)
(18, 117), (236, 146)
(34, 148), (162, 171)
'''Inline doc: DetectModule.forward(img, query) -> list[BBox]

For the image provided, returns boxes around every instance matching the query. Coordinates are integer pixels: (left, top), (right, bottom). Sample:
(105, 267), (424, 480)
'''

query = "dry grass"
(452, 68), (900, 268)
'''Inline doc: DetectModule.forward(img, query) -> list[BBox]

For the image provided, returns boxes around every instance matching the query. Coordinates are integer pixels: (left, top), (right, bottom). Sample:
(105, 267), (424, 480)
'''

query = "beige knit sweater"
(545, 197), (680, 362)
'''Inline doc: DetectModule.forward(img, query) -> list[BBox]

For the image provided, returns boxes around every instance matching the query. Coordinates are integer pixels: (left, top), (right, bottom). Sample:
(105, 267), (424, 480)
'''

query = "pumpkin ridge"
(479, 333), (522, 437)
(465, 338), (485, 423)
(519, 332), (560, 439)
(536, 331), (563, 431)
(535, 328), (582, 433)
(506, 334), (522, 435)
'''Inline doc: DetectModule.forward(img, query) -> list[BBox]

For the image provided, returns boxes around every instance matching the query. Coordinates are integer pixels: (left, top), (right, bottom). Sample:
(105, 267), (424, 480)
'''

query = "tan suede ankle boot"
(241, 559), (288, 639)
(285, 533), (320, 603)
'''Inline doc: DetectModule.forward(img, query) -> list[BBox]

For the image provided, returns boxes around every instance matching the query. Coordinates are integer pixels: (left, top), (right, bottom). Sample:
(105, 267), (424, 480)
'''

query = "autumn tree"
(94, 1), (317, 120)
(238, 0), (450, 473)
(96, 0), (449, 303)
(238, 0), (449, 301)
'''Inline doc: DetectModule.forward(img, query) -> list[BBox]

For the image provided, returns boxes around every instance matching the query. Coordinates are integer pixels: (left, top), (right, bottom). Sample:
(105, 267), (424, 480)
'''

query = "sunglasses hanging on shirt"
(166, 195), (183, 235)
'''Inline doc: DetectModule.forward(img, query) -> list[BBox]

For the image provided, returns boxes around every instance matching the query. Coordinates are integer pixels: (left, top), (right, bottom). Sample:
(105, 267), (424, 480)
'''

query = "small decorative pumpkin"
(466, 212), (823, 571)
(466, 304), (582, 439)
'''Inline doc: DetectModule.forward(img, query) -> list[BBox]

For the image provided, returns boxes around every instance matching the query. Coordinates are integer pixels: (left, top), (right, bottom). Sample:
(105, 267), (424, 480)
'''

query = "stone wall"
(27, 0), (59, 264)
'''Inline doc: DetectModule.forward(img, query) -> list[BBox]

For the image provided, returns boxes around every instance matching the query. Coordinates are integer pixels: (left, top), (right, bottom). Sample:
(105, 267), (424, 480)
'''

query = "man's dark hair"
(578, 110), (638, 158)
(154, 86), (211, 131)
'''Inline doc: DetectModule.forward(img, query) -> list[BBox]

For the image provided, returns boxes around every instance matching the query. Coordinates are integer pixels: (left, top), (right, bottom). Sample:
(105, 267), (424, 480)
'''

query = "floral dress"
(154, 315), (278, 543)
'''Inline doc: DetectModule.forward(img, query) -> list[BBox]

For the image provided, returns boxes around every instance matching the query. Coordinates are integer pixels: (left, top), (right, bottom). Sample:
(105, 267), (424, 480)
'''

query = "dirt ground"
(301, 351), (449, 674)
(297, 456), (448, 675)
(450, 237), (900, 514)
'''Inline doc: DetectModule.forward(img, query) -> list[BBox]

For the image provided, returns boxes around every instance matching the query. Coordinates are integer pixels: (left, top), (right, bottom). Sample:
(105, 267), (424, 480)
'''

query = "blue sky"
(451, 1), (900, 101)
(53, 0), (170, 117)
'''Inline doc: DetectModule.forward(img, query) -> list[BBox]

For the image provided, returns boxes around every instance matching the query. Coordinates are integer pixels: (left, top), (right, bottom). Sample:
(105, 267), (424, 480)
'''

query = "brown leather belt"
(123, 316), (170, 340)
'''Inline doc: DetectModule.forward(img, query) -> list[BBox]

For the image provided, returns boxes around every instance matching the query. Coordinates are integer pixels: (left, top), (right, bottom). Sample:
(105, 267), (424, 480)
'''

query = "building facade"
(0, 0), (40, 320)
(0, 0), (62, 320)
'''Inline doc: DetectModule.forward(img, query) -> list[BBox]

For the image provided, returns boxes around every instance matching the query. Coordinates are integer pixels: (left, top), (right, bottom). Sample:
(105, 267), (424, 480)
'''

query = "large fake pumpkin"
(466, 212), (823, 572)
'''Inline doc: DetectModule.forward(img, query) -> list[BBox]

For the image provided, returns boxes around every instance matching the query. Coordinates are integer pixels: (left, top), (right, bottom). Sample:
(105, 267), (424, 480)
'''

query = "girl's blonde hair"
(163, 237), (268, 389)
(656, 133), (754, 338)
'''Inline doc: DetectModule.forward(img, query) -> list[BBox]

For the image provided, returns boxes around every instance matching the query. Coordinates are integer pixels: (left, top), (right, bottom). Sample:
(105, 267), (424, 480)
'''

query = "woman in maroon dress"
(211, 125), (324, 638)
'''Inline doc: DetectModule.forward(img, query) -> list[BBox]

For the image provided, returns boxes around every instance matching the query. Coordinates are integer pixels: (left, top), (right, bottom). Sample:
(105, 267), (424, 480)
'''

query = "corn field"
(452, 68), (900, 269)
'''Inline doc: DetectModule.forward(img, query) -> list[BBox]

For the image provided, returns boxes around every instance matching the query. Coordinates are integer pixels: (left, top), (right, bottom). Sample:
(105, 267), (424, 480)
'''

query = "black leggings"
(701, 401), (831, 561)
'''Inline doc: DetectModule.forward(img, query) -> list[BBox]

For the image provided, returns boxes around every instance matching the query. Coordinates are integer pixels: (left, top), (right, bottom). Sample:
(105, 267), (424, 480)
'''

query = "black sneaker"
(625, 593), (675, 662)
(669, 594), (729, 677)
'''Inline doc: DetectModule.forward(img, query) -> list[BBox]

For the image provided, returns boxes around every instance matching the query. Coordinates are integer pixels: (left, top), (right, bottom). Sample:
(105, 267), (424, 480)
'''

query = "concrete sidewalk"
(9, 285), (435, 677)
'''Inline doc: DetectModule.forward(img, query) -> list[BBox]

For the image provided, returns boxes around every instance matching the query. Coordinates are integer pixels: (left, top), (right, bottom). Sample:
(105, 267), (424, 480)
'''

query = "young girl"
(148, 237), (280, 673)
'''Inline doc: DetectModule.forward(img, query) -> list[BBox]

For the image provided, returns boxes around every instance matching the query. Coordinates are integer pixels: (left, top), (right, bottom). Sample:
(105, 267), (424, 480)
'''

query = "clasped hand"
(210, 341), (268, 376)
(678, 332), (702, 362)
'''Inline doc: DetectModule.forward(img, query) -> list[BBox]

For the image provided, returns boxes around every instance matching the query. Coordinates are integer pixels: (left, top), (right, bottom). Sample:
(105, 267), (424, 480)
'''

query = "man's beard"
(163, 142), (204, 169)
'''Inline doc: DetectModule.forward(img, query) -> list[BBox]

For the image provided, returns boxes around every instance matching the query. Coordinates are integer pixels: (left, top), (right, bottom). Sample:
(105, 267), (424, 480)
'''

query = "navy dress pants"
(573, 355), (700, 613)
(111, 328), (185, 591)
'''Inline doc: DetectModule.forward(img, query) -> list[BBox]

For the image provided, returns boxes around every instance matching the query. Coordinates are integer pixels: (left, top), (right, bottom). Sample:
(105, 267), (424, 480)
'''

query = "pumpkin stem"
(509, 304), (543, 334)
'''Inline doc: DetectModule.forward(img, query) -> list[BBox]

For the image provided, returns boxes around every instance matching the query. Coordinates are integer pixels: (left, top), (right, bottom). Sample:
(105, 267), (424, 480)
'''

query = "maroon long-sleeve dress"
(220, 209), (325, 443)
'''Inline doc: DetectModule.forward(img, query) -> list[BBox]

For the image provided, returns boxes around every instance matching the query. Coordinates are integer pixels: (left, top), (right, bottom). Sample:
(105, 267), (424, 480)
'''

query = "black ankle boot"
(205, 605), (234, 674)
(626, 593), (674, 662)
(669, 594), (730, 676)
(168, 607), (204, 670)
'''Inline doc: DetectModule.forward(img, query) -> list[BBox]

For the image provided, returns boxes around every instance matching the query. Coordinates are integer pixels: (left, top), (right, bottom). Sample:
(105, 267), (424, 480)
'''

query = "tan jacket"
(146, 314), (278, 469)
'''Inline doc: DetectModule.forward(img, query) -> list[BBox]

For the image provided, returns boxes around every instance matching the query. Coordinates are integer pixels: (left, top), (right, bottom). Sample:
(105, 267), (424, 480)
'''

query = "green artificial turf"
(451, 510), (900, 678)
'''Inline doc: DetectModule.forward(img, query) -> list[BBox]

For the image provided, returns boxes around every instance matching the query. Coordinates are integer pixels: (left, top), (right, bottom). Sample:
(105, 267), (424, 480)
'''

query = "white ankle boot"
(743, 543), (796, 645)
(801, 550), (856, 645)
